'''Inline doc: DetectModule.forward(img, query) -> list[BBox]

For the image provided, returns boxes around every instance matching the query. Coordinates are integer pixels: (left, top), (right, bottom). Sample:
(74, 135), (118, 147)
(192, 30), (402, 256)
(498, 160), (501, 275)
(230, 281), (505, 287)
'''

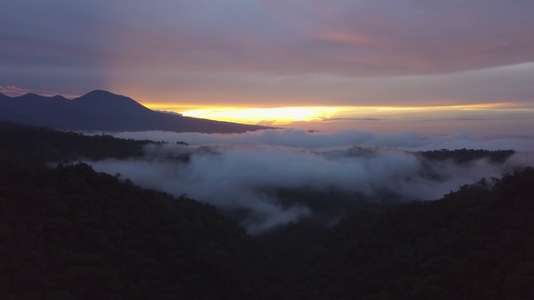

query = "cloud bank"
(83, 130), (534, 233)
(112, 129), (534, 151)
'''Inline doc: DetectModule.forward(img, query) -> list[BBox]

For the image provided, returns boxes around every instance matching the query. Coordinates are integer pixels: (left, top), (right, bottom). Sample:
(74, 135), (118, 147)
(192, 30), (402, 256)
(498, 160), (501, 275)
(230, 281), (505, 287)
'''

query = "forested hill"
(0, 162), (263, 299)
(259, 168), (534, 299)
(0, 121), (151, 164)
(1, 122), (534, 299)
(1, 163), (533, 299)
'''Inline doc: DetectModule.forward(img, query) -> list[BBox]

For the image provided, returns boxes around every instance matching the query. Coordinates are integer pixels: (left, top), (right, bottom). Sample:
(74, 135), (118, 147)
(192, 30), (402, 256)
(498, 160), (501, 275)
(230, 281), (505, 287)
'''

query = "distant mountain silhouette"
(0, 90), (273, 133)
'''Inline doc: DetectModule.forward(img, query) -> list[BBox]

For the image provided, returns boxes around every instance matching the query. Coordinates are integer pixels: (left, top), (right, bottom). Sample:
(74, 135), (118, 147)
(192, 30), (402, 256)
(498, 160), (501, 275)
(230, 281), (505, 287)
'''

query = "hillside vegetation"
(0, 122), (532, 299)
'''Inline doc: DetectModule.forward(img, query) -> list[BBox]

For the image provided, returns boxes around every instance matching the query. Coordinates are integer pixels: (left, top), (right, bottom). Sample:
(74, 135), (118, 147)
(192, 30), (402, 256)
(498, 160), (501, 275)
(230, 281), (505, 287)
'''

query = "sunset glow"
(180, 107), (337, 125)
(140, 102), (523, 127)
(2, 0), (534, 135)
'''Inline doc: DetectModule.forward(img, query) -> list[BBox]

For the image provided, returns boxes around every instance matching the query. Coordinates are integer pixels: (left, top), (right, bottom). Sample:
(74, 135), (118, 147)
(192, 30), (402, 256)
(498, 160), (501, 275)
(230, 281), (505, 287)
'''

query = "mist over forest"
(83, 129), (532, 232)
(111, 129), (534, 151)
(1, 122), (534, 299)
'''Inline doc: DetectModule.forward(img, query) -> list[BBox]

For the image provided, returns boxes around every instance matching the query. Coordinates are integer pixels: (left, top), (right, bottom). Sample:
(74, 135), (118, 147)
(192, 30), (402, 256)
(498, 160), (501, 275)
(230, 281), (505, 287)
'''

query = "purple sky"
(1, 0), (533, 134)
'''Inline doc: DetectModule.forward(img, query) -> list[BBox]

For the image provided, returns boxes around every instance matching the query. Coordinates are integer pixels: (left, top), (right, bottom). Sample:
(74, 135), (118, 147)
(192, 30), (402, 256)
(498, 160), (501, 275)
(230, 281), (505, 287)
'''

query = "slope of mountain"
(0, 90), (272, 133)
(1, 123), (533, 299)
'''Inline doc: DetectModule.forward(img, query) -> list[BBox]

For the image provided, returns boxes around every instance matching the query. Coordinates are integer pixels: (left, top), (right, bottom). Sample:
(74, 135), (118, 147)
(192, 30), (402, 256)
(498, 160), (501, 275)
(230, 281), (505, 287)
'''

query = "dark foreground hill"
(0, 90), (272, 133)
(0, 123), (533, 299)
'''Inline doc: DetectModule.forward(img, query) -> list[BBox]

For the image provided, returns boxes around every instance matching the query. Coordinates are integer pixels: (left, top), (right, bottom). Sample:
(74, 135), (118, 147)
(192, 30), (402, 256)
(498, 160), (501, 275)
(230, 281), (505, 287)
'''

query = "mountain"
(0, 90), (272, 133)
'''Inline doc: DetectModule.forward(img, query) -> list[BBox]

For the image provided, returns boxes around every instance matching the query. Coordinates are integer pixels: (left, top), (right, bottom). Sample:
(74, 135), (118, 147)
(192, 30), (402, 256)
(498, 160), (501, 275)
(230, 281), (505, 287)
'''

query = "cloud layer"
(3, 0), (533, 77)
(1, 0), (534, 110)
(112, 129), (534, 151)
(85, 130), (534, 233)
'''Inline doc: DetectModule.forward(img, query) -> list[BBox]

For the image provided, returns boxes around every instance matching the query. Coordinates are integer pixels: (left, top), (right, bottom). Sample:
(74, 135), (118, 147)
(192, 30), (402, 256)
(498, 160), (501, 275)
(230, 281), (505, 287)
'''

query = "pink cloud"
(0, 86), (32, 97)
(3, 0), (534, 78)
(0, 86), (79, 98)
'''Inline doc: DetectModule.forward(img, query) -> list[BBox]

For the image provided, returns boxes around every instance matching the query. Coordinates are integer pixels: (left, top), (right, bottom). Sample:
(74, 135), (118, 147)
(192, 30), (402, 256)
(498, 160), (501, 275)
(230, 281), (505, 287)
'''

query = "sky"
(1, 0), (534, 135)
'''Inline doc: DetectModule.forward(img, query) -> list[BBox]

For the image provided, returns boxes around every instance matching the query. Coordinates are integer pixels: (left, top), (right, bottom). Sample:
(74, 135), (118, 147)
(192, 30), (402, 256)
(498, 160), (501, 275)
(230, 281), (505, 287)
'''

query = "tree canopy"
(0, 122), (532, 299)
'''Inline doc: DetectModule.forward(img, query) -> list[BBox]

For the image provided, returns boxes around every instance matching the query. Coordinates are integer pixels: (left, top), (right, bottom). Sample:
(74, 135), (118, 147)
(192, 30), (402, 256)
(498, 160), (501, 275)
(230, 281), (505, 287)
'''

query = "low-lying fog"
(85, 129), (534, 233)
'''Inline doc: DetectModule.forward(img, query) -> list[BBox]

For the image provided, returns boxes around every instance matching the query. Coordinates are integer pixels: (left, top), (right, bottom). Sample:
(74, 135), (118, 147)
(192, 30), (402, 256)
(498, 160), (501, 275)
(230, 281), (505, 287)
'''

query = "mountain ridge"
(0, 90), (273, 133)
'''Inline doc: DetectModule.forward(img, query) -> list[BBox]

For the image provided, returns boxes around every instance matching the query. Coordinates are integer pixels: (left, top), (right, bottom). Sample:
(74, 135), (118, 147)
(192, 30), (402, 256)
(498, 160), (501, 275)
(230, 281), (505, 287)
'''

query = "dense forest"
(417, 148), (515, 164)
(1, 122), (533, 299)
(0, 121), (151, 164)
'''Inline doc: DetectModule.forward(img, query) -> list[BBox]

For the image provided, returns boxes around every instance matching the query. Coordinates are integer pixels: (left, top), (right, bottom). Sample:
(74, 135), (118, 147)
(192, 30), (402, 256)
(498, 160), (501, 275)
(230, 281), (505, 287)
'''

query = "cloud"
(2, 0), (533, 136)
(84, 130), (534, 233)
(154, 110), (183, 116)
(0, 86), (31, 97)
(321, 117), (382, 122)
(257, 120), (276, 126)
(2, 0), (534, 102)
(0, 85), (79, 98)
(110, 129), (534, 151)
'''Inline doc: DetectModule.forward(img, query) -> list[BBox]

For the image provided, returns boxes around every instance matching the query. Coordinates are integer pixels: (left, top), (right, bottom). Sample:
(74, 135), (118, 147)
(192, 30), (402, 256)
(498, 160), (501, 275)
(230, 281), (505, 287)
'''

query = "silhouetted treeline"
(418, 148), (515, 164)
(0, 121), (151, 165)
(0, 162), (263, 299)
(1, 163), (533, 299)
(1, 122), (533, 299)
(259, 169), (534, 299)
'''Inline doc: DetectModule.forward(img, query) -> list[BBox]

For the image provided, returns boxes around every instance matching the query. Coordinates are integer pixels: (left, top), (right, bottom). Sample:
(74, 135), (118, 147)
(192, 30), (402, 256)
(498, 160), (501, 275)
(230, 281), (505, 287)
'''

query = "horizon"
(2, 88), (533, 137)
(1, 1), (534, 135)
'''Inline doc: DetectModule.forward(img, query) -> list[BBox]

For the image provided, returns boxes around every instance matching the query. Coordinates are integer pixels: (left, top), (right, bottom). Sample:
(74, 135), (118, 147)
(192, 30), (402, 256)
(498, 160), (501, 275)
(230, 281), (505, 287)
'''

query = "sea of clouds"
(86, 129), (534, 233)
